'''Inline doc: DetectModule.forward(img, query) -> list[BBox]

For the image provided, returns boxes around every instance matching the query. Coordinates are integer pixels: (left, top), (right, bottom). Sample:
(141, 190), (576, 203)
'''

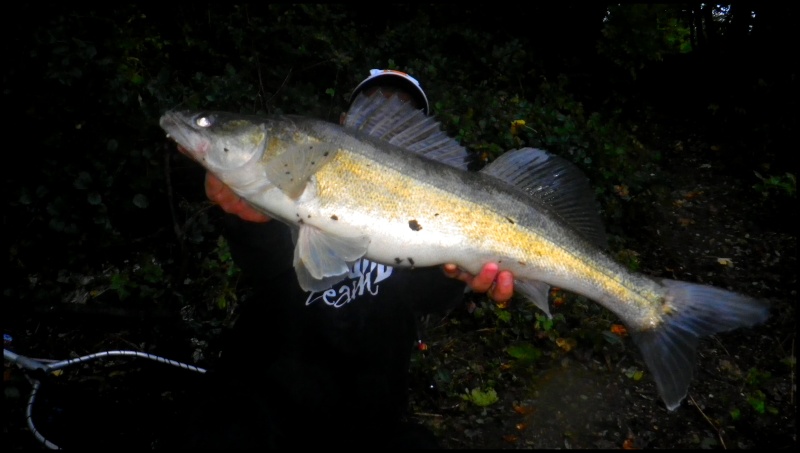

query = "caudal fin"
(628, 279), (769, 411)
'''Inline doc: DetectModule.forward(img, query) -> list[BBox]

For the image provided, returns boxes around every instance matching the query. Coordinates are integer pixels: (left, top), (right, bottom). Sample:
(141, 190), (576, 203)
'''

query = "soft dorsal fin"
(343, 91), (473, 170)
(481, 148), (608, 249)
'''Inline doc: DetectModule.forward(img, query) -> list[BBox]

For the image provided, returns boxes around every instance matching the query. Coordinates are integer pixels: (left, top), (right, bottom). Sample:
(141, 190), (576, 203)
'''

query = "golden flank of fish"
(160, 93), (769, 412)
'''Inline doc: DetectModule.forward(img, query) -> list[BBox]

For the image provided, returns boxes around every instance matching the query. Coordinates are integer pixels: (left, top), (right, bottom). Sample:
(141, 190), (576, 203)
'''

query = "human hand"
(204, 173), (271, 223)
(443, 262), (514, 305)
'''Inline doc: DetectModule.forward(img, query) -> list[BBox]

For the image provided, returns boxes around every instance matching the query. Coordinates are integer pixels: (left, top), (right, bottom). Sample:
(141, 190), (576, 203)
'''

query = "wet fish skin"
(159, 100), (769, 412)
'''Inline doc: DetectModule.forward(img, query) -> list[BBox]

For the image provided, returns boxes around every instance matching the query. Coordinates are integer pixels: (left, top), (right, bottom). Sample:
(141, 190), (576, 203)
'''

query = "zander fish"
(160, 93), (769, 411)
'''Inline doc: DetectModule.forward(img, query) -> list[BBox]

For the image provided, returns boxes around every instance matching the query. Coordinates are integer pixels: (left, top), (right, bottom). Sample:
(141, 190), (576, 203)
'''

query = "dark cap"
(349, 69), (430, 115)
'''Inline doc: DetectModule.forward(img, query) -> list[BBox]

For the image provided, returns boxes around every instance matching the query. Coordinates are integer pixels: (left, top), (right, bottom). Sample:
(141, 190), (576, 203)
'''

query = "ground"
(3, 128), (796, 449)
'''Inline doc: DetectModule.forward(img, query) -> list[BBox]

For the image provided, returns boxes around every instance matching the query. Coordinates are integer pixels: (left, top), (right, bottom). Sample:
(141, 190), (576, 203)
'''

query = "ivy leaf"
(462, 388), (499, 407)
(87, 192), (102, 205)
(133, 193), (149, 208)
(74, 171), (92, 189)
(507, 343), (541, 362)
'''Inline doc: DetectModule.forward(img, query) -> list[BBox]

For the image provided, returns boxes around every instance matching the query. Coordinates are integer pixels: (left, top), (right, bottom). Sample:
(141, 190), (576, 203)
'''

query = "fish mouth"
(159, 111), (183, 132)
(160, 111), (206, 160)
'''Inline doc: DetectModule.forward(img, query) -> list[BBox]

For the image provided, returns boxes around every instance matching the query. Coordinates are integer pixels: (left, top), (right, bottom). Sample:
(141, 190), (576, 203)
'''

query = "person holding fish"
(162, 65), (768, 448)
(174, 69), (515, 448)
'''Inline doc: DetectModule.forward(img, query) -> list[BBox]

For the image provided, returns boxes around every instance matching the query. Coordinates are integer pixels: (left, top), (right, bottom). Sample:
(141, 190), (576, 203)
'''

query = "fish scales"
(307, 136), (665, 329)
(160, 99), (769, 413)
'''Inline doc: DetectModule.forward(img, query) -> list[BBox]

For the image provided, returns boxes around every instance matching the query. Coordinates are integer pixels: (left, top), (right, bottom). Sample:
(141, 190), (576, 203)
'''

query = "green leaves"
(462, 388), (499, 407)
(132, 194), (149, 208)
(753, 171), (796, 198)
(506, 344), (542, 364)
(598, 4), (692, 80)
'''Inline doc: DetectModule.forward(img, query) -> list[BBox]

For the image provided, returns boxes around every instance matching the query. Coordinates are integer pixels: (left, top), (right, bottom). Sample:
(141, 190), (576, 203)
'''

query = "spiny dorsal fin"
(481, 148), (608, 249)
(344, 91), (473, 170)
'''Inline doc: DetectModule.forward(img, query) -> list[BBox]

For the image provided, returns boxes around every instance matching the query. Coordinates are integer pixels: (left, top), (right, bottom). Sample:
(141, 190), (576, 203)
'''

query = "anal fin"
(515, 279), (553, 318)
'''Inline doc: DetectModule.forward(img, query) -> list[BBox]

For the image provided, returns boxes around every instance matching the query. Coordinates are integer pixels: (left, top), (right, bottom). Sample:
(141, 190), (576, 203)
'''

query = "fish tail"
(628, 278), (769, 411)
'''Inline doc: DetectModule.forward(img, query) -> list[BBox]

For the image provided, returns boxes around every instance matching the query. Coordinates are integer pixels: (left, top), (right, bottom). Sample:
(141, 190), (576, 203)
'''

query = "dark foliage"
(4, 3), (796, 449)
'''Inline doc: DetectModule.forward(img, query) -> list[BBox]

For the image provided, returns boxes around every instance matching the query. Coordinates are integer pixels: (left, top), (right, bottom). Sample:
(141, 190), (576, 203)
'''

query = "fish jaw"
(159, 111), (269, 177)
(159, 112), (212, 163)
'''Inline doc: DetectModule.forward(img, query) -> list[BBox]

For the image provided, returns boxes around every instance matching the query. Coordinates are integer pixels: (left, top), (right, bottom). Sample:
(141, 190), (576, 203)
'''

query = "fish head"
(159, 111), (267, 174)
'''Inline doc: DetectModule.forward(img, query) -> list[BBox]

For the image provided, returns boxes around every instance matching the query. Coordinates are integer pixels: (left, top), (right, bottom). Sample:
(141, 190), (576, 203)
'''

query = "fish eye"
(195, 114), (213, 128)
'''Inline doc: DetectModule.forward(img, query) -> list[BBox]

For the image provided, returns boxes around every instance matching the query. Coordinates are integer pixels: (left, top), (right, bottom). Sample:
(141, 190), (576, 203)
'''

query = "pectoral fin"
(264, 142), (339, 199)
(293, 225), (370, 292)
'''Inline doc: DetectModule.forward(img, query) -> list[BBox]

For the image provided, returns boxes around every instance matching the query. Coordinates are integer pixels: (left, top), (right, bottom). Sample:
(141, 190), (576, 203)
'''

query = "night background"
(4, 4), (796, 449)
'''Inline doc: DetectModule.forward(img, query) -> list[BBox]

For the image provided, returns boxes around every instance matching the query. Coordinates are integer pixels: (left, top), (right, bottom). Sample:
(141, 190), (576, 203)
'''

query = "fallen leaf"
(556, 337), (577, 352)
(610, 324), (628, 337)
(512, 402), (534, 415)
(684, 190), (704, 200)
